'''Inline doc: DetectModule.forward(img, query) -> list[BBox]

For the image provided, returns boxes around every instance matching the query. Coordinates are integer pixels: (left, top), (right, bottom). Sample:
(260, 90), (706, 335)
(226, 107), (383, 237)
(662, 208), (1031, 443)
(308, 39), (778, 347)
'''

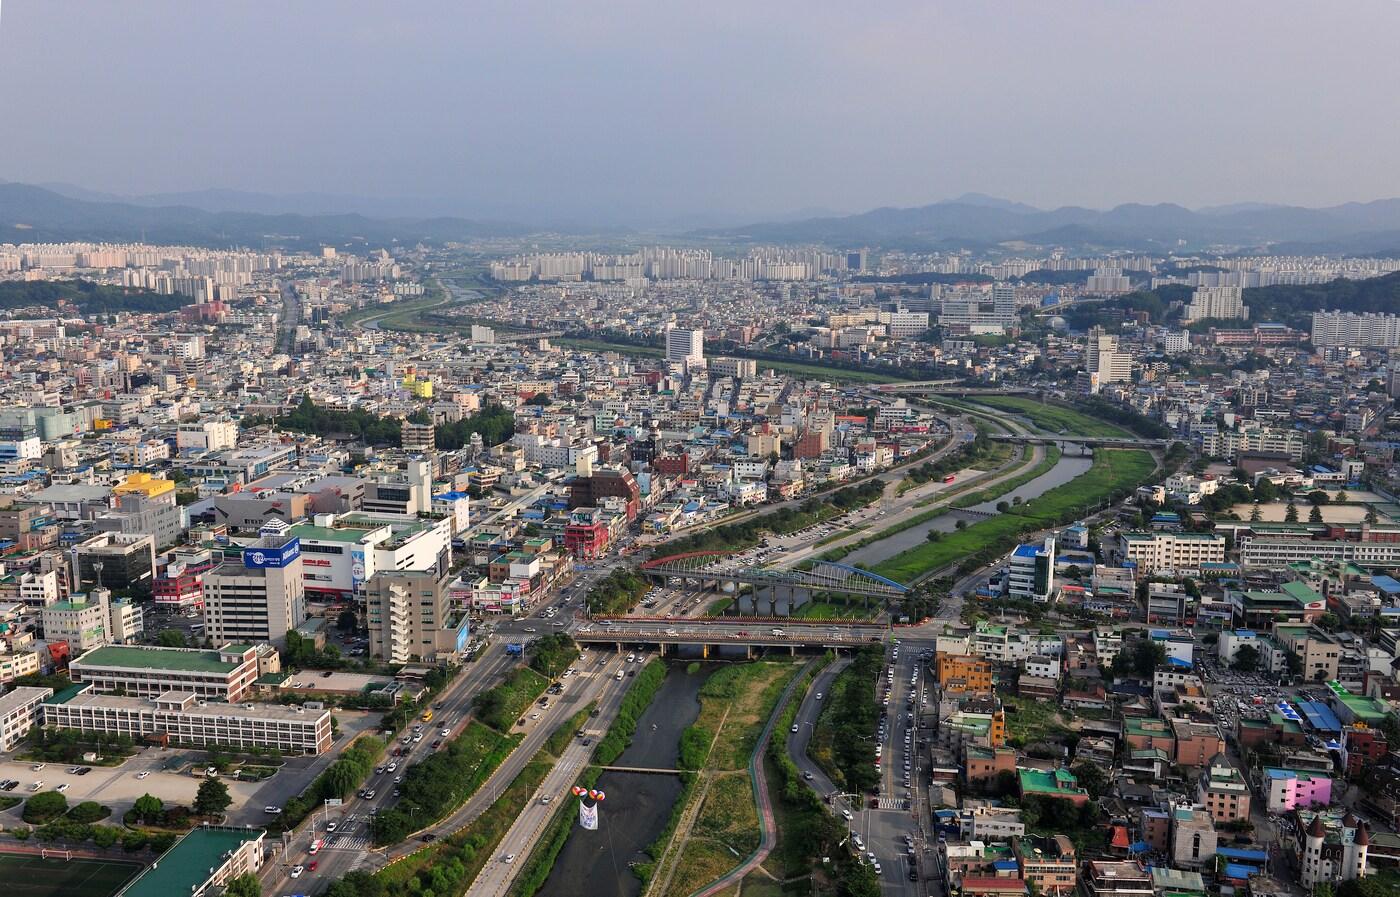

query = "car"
(205, 767), (218, 776)
(815, 693), (822, 700)
(420, 833), (438, 843)
(440, 728), (451, 737)
(582, 738), (592, 746)
(387, 762), (398, 773)
(375, 765), (386, 775)
(30, 764), (43, 771)
(502, 854), (516, 864)
(290, 866), (304, 878)
(523, 628), (537, 633)
(67, 766), (81, 774)
(431, 740), (442, 749)
(136, 771), (150, 780)
(326, 821), (338, 832)
(76, 767), (91, 776)
(364, 789), (377, 800)
(308, 861), (318, 872)
(56, 783), (69, 793)
(842, 809), (853, 821)
(322, 671), (333, 678)
(265, 806), (282, 814)
(540, 795), (553, 805)
(394, 776), (402, 784)
(790, 724), (799, 733)
(804, 771), (814, 781)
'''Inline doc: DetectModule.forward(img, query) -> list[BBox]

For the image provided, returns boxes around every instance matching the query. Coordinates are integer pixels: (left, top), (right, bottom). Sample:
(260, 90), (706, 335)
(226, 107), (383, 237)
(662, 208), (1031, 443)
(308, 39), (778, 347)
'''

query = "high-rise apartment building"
(1184, 286), (1247, 323)
(1311, 311), (1400, 348)
(664, 327), (704, 367)
(1086, 327), (1133, 383)
(365, 544), (465, 664)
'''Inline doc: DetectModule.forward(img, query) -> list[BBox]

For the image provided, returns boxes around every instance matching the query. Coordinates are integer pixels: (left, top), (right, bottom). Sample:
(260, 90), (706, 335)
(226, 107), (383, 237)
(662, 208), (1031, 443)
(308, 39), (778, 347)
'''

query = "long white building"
(1311, 311), (1400, 348)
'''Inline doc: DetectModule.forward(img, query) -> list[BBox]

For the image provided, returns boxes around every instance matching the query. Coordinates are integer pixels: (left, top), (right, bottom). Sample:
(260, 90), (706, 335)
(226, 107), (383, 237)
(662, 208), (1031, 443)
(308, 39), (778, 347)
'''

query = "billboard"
(578, 800), (598, 830)
(350, 547), (366, 591)
(243, 538), (301, 569)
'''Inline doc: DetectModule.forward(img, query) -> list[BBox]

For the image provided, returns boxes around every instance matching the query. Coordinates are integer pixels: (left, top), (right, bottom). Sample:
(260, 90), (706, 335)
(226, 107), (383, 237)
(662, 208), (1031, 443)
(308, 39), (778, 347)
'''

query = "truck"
(505, 643), (524, 656)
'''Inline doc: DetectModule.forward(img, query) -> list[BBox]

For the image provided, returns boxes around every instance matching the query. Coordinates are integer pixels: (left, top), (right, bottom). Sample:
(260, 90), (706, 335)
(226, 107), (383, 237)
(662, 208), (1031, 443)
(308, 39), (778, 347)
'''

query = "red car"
(309, 861), (318, 872)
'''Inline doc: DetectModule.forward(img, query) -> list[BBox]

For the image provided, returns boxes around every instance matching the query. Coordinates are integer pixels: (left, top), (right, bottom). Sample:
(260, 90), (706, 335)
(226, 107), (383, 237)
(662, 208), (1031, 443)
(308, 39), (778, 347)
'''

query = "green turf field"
(0, 854), (141, 897)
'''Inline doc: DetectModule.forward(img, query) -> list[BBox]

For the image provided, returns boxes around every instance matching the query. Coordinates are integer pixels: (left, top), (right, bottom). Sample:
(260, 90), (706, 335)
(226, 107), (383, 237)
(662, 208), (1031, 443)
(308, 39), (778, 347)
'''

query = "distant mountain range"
(695, 195), (1400, 254)
(6, 179), (1400, 253)
(0, 181), (529, 249)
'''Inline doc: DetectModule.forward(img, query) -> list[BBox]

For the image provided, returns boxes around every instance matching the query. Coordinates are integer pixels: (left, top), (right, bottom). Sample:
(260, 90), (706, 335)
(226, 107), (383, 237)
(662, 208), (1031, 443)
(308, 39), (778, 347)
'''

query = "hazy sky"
(3, 0), (1400, 224)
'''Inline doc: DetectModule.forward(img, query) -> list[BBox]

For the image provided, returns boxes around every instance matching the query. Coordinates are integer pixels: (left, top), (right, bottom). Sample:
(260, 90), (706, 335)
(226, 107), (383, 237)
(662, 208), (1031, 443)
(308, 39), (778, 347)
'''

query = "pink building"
(1265, 768), (1331, 812)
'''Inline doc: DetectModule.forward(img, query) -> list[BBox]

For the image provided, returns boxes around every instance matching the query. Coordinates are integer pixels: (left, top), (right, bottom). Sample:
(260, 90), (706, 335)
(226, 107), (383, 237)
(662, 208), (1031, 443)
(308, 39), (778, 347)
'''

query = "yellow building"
(403, 373), (434, 399)
(114, 472), (176, 501)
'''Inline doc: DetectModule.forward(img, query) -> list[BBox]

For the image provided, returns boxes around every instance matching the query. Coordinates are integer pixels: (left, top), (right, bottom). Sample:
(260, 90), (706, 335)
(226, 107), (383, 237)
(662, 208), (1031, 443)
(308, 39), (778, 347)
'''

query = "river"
(838, 449), (1094, 569)
(535, 663), (712, 897)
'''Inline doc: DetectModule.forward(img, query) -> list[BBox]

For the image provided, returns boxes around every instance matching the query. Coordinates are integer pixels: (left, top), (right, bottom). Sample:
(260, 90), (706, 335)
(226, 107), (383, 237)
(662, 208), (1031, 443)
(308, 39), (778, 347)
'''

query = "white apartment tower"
(665, 327), (705, 368)
(1184, 286), (1247, 323)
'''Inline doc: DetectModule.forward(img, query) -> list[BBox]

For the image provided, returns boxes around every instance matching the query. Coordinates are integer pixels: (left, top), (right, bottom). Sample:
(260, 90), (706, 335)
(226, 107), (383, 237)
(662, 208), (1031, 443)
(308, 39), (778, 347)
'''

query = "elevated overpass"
(640, 551), (908, 617)
(988, 433), (1171, 448)
(573, 617), (888, 657)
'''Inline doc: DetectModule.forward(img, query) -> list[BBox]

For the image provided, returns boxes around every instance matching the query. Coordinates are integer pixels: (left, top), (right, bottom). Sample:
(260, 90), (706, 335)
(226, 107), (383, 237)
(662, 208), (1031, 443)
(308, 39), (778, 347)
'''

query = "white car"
(264, 805), (282, 814)
(290, 865), (304, 878)
(136, 771), (150, 780)
(56, 783), (69, 793)
(502, 854), (516, 864)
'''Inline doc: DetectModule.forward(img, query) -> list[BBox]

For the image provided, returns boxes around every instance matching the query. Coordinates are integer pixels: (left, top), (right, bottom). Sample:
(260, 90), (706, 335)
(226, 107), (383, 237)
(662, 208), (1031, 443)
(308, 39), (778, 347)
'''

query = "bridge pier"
(659, 642), (668, 658)
(701, 643), (710, 659)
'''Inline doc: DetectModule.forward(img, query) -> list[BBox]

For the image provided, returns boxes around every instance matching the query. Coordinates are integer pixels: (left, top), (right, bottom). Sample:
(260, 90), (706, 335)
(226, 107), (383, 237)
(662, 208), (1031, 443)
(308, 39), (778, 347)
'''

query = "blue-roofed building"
(1006, 536), (1056, 602)
(1372, 575), (1400, 599)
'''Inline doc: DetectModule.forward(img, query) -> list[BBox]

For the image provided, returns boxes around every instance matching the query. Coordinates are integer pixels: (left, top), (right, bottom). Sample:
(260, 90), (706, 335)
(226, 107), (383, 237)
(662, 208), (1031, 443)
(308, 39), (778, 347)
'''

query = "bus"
(421, 709), (434, 723)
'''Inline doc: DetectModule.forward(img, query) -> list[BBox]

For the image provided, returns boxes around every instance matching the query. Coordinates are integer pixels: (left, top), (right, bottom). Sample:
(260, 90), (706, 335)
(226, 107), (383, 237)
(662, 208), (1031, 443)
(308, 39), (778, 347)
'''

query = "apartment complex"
(1311, 310), (1400, 348)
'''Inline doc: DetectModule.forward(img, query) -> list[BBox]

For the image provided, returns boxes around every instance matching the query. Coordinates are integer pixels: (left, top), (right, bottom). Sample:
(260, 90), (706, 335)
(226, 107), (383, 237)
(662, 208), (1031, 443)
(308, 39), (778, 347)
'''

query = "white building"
(1121, 531), (1226, 575)
(1007, 537), (1056, 602)
(176, 419), (238, 452)
(0, 686), (51, 751)
(1184, 286), (1246, 323)
(44, 689), (332, 754)
(665, 327), (704, 366)
(202, 522), (305, 646)
(1311, 311), (1400, 349)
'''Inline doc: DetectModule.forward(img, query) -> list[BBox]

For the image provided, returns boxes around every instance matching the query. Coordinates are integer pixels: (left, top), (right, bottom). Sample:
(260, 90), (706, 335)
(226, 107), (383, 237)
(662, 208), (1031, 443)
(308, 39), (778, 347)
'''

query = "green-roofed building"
(1018, 767), (1090, 804)
(69, 643), (271, 703)
(117, 827), (264, 897)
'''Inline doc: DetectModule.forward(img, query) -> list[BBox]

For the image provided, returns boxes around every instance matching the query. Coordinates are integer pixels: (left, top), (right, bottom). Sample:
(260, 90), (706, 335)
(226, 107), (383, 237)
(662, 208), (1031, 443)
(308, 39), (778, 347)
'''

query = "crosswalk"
(874, 798), (910, 811)
(324, 834), (373, 851)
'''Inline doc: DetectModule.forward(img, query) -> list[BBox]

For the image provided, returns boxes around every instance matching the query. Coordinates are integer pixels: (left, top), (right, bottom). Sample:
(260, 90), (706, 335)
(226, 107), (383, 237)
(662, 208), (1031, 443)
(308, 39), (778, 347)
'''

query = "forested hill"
(0, 280), (188, 314)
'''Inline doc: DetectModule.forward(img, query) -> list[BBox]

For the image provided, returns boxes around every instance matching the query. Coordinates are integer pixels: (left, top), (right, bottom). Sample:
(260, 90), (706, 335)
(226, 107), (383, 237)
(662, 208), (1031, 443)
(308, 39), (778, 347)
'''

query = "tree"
(1071, 762), (1109, 799)
(155, 629), (186, 648)
(337, 609), (358, 633)
(224, 874), (261, 897)
(1309, 505), (1323, 523)
(22, 791), (67, 824)
(954, 519), (967, 530)
(1337, 490), (1350, 503)
(1254, 479), (1279, 503)
(194, 778), (232, 817)
(92, 826), (120, 849)
(1249, 503), (1262, 522)
(1284, 501), (1299, 523)
(1232, 644), (1260, 673)
(133, 793), (163, 824)
(1366, 505), (1379, 524)
(996, 501), (1010, 513)
(1308, 490), (1330, 505)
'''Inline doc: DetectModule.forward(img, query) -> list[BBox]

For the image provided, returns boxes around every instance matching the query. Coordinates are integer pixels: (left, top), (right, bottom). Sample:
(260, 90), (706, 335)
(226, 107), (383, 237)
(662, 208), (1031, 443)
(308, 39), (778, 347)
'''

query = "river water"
(535, 663), (712, 897)
(839, 450), (1093, 569)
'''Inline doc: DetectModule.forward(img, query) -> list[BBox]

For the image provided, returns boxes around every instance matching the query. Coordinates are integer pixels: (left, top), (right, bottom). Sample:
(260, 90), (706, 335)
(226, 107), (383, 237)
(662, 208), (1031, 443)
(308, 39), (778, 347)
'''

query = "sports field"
(0, 853), (141, 897)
